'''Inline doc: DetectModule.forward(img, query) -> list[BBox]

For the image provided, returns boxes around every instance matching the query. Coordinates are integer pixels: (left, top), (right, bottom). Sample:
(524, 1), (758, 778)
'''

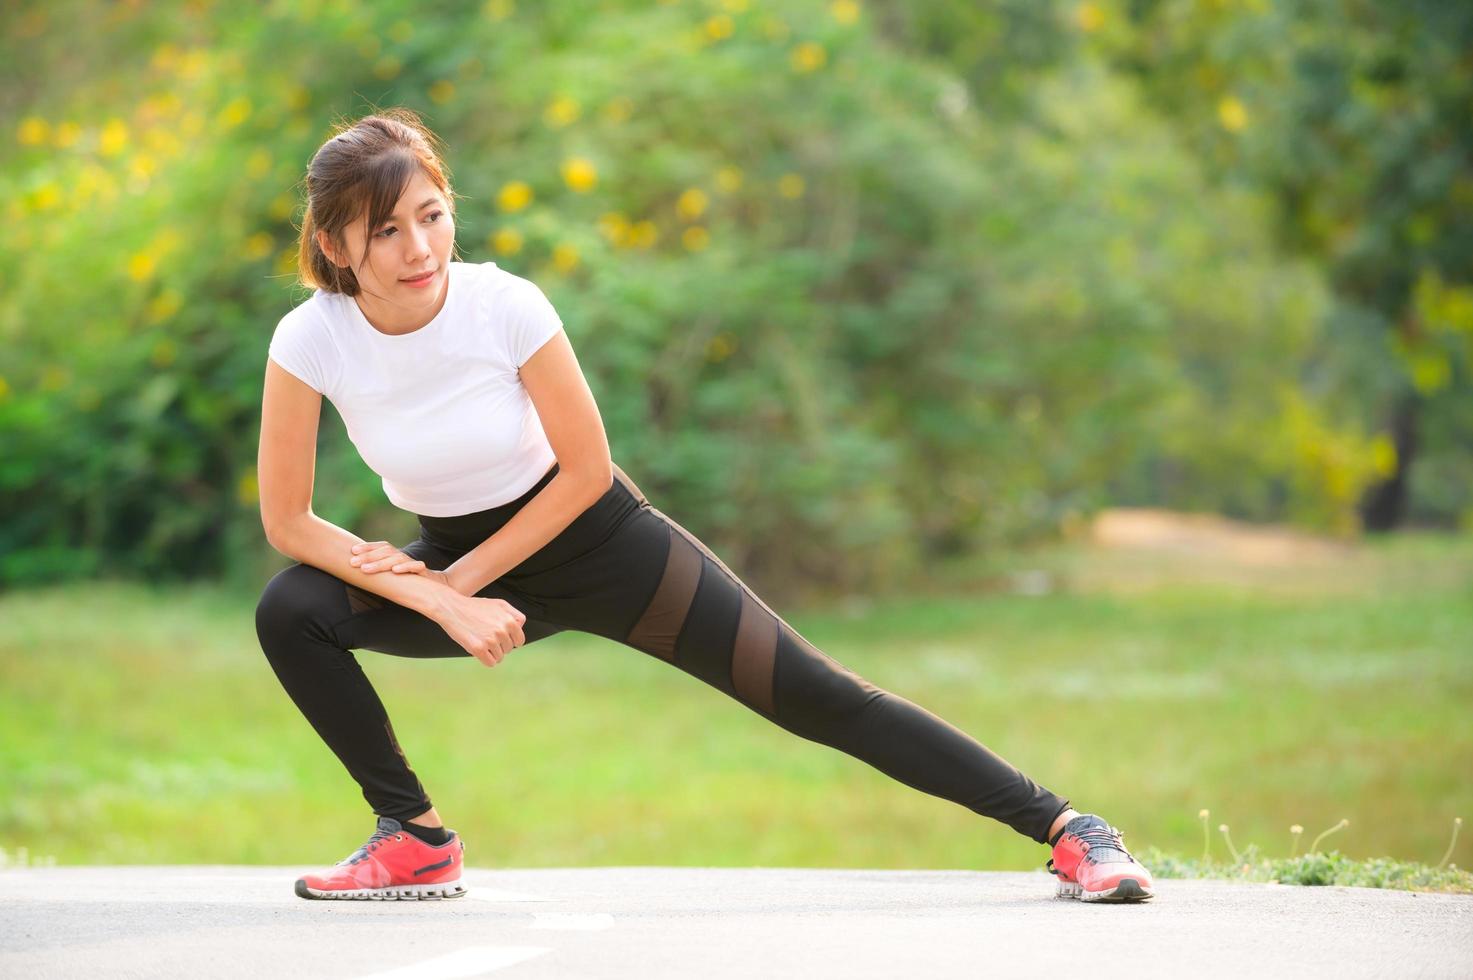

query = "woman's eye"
(377, 211), (445, 238)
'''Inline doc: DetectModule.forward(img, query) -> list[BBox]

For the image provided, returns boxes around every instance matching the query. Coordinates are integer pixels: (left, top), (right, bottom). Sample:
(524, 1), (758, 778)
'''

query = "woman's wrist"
(407, 575), (465, 620)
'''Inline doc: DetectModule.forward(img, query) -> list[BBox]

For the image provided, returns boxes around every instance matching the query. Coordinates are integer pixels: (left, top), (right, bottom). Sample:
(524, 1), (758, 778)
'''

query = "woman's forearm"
(443, 469), (611, 597)
(266, 512), (458, 619)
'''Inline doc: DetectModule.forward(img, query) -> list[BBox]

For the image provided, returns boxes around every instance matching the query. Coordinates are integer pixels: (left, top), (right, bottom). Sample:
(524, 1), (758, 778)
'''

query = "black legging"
(255, 462), (1071, 844)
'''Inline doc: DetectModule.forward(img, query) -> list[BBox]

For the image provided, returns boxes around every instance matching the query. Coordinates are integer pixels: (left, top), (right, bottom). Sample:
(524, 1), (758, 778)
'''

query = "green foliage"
(1092, 0), (1473, 528)
(0, 0), (1427, 590)
(1139, 846), (1473, 894)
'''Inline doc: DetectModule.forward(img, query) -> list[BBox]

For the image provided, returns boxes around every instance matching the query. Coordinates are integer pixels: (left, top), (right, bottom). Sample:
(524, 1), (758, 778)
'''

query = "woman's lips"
(401, 269), (437, 287)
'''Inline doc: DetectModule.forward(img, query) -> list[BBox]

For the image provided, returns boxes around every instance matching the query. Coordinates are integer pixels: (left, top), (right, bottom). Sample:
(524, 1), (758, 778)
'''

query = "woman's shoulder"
(275, 285), (341, 335)
(463, 259), (542, 298)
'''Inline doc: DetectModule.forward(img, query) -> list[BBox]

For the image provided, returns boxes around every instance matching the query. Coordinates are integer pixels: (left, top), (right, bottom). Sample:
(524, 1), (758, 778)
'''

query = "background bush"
(2, 0), (1467, 597)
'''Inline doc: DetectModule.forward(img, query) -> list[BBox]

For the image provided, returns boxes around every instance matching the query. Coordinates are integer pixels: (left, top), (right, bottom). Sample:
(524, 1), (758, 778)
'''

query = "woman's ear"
(316, 229), (345, 268)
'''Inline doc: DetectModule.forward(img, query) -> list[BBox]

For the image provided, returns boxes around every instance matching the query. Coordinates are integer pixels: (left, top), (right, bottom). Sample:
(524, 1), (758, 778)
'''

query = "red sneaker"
(294, 816), (467, 901)
(1045, 813), (1154, 903)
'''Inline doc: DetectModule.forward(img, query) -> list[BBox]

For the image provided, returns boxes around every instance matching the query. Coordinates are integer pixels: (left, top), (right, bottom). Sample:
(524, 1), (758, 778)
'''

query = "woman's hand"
(429, 593), (528, 668)
(350, 540), (425, 574)
(350, 540), (454, 589)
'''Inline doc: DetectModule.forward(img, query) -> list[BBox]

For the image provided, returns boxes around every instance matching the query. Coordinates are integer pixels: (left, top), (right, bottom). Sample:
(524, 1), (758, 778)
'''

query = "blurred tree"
(1095, 0), (1473, 529)
(0, 0), (1378, 594)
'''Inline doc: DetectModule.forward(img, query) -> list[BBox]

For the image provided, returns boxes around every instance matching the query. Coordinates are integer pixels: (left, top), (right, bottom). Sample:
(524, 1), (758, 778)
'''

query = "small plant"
(1144, 811), (1470, 893)
(1437, 817), (1462, 869)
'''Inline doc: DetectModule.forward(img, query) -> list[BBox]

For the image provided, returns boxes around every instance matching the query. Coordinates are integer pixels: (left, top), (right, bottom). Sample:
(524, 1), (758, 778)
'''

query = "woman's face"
(318, 168), (455, 316)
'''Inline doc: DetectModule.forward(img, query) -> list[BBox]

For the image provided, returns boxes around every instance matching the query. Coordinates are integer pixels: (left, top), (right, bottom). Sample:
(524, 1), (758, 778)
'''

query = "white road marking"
(352, 945), (552, 979)
(529, 912), (615, 930)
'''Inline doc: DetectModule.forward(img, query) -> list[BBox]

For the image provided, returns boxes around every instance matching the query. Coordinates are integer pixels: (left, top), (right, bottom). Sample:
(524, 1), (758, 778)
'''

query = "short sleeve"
(267, 310), (330, 395)
(501, 276), (564, 369)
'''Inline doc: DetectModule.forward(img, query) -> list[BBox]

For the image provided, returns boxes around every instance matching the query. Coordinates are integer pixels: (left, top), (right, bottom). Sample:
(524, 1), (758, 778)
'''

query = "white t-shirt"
(267, 260), (565, 517)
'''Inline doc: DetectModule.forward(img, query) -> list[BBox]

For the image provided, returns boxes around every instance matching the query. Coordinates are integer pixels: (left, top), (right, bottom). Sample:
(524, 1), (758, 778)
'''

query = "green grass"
(1, 530), (1470, 888)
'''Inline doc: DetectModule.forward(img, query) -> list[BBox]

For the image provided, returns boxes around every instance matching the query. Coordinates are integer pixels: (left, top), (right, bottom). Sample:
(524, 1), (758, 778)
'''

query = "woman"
(255, 109), (1154, 904)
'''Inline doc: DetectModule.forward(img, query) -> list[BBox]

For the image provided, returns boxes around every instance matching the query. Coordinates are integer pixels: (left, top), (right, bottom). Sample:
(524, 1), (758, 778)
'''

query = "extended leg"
(532, 470), (1072, 845)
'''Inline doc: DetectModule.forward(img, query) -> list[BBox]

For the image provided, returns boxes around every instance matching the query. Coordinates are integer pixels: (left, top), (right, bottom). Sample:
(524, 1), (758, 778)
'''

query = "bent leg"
(539, 471), (1070, 844)
(254, 537), (563, 822)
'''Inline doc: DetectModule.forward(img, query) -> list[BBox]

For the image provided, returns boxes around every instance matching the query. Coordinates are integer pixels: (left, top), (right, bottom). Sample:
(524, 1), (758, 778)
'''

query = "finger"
(360, 548), (408, 571)
(390, 560), (426, 573)
(351, 540), (390, 554)
(365, 544), (400, 562)
(509, 622), (525, 647)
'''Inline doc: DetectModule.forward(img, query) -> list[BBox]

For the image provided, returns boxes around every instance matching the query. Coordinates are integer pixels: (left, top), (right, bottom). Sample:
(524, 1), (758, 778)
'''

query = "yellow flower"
(286, 84), (311, 111)
(143, 127), (182, 159)
(715, 166), (744, 193)
(179, 49), (208, 81)
(552, 243), (580, 272)
(1217, 96), (1248, 133)
(151, 338), (178, 368)
(706, 333), (735, 361)
(218, 96), (252, 131)
(790, 41), (827, 73)
(682, 226), (710, 251)
(147, 289), (183, 324)
(128, 154), (158, 188)
(99, 118), (130, 157)
(237, 468), (259, 506)
(373, 55), (403, 80)
(1369, 435), (1398, 478)
(429, 80), (456, 105)
(777, 173), (805, 198)
(829, 0), (860, 25)
(151, 42), (182, 71)
(722, 0), (749, 11)
(602, 96), (634, 124)
(17, 116), (49, 146)
(388, 20), (414, 43)
(544, 95), (581, 128)
(1074, 2), (1104, 33)
(29, 181), (62, 211)
(561, 156), (598, 192)
(676, 188), (708, 222)
(484, 0), (514, 21)
(246, 148), (272, 180)
(244, 232), (275, 261)
(52, 120), (82, 148)
(497, 180), (534, 212)
(598, 211), (631, 246)
(128, 251), (158, 282)
(269, 193), (295, 221)
(629, 219), (659, 249)
(0, 376), (9, 402)
(40, 365), (71, 392)
(705, 14), (734, 40)
(492, 227), (524, 255)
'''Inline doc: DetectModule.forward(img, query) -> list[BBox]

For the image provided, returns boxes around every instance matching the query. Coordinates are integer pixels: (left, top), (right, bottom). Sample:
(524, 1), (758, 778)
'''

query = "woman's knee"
(255, 562), (349, 652)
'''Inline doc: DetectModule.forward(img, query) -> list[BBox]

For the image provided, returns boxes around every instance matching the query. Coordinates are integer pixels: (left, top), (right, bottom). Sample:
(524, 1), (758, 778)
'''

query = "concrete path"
(2, 866), (1469, 979)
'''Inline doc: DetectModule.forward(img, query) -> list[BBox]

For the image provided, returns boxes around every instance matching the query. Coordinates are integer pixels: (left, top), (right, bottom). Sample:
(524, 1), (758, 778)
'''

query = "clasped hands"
(349, 540), (527, 668)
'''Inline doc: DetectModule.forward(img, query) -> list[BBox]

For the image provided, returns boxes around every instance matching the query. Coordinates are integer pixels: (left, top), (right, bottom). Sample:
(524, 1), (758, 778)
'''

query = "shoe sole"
(294, 878), (468, 901)
(1057, 877), (1153, 902)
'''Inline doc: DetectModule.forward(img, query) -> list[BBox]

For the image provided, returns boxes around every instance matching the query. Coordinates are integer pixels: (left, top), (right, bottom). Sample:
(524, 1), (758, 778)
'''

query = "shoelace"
(340, 826), (403, 866)
(1044, 824), (1136, 877)
(1076, 824), (1136, 864)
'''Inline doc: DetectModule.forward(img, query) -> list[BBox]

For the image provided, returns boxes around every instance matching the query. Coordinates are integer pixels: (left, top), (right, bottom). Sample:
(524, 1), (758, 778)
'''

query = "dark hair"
(294, 107), (462, 297)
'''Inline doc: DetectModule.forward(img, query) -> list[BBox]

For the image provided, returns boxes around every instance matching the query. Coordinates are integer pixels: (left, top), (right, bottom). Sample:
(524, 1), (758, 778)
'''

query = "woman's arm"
(438, 327), (613, 597)
(258, 358), (460, 617)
